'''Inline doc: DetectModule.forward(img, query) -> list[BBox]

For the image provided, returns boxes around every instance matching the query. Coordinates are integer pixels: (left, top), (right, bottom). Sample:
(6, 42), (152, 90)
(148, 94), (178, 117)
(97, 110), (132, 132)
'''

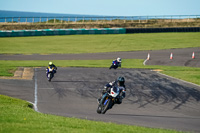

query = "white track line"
(34, 68), (39, 112)
(27, 101), (38, 111)
(143, 57), (200, 88)
(39, 88), (54, 90)
(143, 59), (148, 65)
(157, 71), (200, 88)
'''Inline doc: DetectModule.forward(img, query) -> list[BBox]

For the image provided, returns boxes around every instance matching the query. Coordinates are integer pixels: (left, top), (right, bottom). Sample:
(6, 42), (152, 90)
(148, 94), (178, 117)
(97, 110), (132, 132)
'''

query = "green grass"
(0, 32), (199, 132)
(0, 32), (200, 54)
(0, 95), (184, 133)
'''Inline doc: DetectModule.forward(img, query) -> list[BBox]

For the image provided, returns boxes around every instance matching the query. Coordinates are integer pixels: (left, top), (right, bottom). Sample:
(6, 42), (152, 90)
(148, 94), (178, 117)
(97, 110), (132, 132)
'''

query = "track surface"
(1, 48), (200, 132)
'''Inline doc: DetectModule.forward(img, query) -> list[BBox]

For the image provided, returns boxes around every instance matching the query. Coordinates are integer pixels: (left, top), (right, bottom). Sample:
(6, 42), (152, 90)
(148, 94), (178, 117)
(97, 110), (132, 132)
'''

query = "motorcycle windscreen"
(112, 87), (119, 93)
(110, 87), (119, 97)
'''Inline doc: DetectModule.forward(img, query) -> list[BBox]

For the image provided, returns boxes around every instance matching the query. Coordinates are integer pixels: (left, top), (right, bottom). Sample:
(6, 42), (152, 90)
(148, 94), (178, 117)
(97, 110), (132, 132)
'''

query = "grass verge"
(0, 32), (200, 54)
(0, 32), (197, 132)
(0, 59), (196, 132)
(0, 95), (184, 133)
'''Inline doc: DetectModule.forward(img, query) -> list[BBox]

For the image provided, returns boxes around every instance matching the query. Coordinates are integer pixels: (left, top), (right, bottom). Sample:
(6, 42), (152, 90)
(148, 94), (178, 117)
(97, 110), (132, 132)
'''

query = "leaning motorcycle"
(109, 61), (120, 69)
(97, 87), (120, 114)
(46, 66), (55, 82)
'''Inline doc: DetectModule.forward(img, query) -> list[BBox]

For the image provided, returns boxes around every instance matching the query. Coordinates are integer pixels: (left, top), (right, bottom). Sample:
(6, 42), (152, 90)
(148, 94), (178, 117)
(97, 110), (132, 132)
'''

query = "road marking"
(130, 89), (193, 93)
(157, 71), (200, 88)
(34, 68), (39, 112)
(143, 57), (200, 88)
(27, 101), (39, 112)
(143, 59), (148, 65)
(38, 88), (54, 90)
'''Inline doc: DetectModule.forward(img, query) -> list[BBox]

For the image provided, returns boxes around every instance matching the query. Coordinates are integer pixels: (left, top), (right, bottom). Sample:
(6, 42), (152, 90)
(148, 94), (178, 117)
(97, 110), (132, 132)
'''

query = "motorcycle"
(46, 66), (55, 82)
(97, 87), (120, 114)
(109, 60), (121, 69)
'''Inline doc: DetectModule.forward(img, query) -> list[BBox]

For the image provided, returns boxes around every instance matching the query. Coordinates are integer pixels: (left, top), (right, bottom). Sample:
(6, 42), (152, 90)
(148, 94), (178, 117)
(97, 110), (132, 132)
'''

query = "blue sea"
(0, 10), (160, 22)
(0, 10), (119, 23)
(0, 10), (105, 22)
(0, 10), (198, 23)
(0, 10), (100, 17)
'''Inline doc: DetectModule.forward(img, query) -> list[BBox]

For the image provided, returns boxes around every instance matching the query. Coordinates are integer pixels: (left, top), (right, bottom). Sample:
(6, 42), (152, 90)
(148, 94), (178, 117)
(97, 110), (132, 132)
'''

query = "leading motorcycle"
(46, 66), (55, 82)
(97, 87), (120, 114)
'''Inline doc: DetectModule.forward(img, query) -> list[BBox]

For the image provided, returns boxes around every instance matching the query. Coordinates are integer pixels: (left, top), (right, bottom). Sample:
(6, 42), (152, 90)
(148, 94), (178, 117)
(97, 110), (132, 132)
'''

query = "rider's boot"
(97, 98), (101, 103)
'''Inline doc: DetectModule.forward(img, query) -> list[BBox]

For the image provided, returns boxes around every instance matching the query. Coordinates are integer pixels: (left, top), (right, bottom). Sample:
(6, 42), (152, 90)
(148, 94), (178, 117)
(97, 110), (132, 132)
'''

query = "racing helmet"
(117, 76), (125, 86)
(49, 62), (53, 65)
(117, 57), (121, 62)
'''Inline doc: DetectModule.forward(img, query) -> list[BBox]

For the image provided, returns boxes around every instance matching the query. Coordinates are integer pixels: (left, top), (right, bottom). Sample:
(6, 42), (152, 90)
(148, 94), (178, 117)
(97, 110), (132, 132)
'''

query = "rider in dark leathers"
(98, 77), (126, 105)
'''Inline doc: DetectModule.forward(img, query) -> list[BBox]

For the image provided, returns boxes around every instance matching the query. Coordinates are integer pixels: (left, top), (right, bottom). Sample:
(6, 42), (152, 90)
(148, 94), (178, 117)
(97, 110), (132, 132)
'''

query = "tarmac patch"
(0, 67), (34, 80)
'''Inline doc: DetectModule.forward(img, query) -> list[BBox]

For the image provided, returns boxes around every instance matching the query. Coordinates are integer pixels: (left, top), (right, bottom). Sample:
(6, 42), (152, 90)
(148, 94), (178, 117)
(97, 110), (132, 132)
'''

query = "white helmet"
(49, 62), (53, 65)
(117, 57), (121, 62)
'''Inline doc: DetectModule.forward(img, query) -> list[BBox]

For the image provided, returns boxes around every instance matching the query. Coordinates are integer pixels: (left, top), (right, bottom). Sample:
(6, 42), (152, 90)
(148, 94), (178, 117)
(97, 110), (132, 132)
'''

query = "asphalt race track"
(1, 48), (200, 132)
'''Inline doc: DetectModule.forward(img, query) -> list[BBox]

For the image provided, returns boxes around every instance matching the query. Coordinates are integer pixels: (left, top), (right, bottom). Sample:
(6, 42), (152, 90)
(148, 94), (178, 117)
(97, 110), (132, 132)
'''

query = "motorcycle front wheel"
(48, 73), (52, 82)
(96, 105), (101, 114)
(101, 98), (112, 114)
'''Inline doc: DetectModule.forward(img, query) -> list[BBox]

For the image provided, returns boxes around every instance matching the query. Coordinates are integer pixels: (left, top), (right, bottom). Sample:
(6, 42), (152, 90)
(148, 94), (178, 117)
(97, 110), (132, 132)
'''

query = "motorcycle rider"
(98, 76), (126, 105)
(46, 62), (57, 78)
(109, 57), (122, 69)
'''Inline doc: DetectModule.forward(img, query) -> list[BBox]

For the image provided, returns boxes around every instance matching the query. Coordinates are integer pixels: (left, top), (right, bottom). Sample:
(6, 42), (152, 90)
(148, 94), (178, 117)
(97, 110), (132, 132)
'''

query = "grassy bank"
(0, 95), (183, 133)
(1, 19), (200, 30)
(0, 33), (200, 54)
(0, 32), (199, 132)
(0, 59), (193, 133)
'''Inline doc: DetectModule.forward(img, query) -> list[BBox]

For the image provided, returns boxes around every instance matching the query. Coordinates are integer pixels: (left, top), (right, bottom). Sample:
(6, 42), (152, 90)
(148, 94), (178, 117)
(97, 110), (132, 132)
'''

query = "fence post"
(96, 17), (98, 24)
(54, 18), (55, 23)
(139, 16), (141, 23)
(5, 17), (6, 23)
(26, 18), (27, 23)
(32, 18), (34, 23)
(12, 17), (13, 23)
(163, 16), (164, 22)
(146, 16), (148, 23)
(46, 17), (48, 23)
(40, 17), (41, 23)
(187, 15), (190, 22)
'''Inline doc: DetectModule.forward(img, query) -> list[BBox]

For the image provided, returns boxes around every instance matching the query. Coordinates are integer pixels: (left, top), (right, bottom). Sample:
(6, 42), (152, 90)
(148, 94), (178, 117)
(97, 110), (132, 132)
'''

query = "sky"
(0, 0), (199, 16)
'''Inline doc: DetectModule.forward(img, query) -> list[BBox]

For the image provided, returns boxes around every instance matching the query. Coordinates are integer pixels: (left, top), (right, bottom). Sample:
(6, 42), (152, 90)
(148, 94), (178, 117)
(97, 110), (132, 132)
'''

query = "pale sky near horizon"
(0, 0), (199, 16)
